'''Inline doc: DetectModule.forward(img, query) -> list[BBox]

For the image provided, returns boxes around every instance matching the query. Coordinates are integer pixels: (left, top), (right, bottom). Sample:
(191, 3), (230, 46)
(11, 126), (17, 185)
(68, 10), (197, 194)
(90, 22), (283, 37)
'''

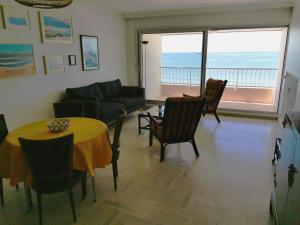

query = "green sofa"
(54, 79), (145, 124)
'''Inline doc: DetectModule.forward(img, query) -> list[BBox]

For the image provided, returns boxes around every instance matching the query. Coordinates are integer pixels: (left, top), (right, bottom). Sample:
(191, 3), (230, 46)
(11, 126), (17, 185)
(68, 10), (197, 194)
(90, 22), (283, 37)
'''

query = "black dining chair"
(18, 134), (85, 225)
(111, 109), (127, 190)
(89, 109), (127, 201)
(0, 114), (8, 206)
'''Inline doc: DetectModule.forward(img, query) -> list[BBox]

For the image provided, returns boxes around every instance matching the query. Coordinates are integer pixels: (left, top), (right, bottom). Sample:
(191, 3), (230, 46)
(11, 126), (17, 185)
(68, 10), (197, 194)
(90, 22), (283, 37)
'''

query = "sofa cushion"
(98, 79), (122, 99)
(100, 102), (125, 124)
(108, 97), (145, 112)
(66, 83), (104, 102)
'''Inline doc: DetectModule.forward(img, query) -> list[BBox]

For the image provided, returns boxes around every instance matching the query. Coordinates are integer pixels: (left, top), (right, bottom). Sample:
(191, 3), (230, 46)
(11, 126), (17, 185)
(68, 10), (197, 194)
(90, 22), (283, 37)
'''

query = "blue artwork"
(3, 6), (29, 30)
(0, 44), (36, 77)
(41, 13), (73, 43)
(8, 17), (27, 26)
(81, 36), (99, 71)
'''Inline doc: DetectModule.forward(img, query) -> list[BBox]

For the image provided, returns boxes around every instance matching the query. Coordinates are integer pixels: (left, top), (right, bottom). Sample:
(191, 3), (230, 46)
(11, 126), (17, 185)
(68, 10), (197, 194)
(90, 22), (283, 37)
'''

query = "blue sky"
(162, 29), (285, 53)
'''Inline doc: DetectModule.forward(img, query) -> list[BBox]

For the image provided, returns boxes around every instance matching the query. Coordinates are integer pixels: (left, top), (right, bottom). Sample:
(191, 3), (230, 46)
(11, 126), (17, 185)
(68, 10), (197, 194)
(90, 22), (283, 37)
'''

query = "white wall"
(142, 34), (162, 100)
(0, 0), (127, 129)
(285, 0), (300, 110)
(126, 8), (292, 86)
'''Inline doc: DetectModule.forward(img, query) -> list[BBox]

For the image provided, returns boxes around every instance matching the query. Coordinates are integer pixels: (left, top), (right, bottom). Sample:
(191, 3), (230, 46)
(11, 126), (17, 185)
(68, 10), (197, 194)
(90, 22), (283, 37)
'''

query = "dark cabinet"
(271, 112), (300, 225)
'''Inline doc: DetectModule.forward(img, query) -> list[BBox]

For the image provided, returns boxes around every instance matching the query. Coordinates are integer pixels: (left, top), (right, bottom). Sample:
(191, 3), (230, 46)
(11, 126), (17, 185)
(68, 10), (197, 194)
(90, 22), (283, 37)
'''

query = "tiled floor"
(0, 109), (280, 225)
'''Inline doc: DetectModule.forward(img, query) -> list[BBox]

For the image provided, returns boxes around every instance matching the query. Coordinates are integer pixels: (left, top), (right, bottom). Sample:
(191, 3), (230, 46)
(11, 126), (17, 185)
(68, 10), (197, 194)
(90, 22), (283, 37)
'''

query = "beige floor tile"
(1, 111), (279, 225)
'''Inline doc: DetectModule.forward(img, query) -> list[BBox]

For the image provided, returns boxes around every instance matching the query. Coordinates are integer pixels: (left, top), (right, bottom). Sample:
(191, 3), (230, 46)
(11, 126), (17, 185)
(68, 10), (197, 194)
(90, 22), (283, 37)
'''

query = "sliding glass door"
(140, 27), (287, 113)
(141, 32), (204, 101)
(206, 28), (287, 112)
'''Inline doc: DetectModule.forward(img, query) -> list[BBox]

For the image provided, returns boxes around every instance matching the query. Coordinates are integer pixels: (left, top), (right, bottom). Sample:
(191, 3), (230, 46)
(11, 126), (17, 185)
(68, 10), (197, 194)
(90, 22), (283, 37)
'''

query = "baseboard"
(146, 100), (278, 120)
(218, 108), (278, 120)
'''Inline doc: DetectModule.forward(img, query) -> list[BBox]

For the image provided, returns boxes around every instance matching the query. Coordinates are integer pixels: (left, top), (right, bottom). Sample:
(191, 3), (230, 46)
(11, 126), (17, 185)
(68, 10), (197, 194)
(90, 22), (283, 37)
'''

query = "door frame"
(137, 25), (289, 114)
(137, 27), (208, 96)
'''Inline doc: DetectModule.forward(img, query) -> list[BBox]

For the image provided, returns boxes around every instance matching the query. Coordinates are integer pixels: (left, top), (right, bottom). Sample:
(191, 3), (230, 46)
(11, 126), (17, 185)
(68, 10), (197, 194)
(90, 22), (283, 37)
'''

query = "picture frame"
(0, 44), (36, 78)
(2, 6), (30, 30)
(68, 55), (76, 66)
(44, 56), (65, 74)
(80, 35), (99, 71)
(39, 12), (73, 44)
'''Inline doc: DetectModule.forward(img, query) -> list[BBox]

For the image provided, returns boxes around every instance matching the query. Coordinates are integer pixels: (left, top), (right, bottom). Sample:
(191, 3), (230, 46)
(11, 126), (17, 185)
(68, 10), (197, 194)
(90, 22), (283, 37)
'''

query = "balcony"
(154, 67), (278, 112)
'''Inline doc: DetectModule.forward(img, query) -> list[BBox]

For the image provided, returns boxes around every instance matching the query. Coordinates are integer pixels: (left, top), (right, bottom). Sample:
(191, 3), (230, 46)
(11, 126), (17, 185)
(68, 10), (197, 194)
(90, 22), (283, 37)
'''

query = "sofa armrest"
(121, 86), (145, 97)
(55, 97), (101, 119)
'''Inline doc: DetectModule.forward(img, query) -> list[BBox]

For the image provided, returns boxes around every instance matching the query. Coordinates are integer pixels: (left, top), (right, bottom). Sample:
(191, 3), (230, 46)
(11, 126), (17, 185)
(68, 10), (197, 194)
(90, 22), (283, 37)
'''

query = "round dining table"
(0, 117), (112, 186)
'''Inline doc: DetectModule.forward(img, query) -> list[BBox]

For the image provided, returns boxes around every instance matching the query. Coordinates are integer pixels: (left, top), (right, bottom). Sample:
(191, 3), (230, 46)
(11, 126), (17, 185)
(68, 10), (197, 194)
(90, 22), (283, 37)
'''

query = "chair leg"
(16, 184), (19, 191)
(115, 161), (119, 177)
(81, 173), (87, 200)
(67, 187), (77, 222)
(149, 129), (153, 146)
(160, 144), (165, 162)
(138, 114), (141, 135)
(25, 186), (33, 210)
(37, 192), (43, 225)
(0, 178), (4, 206)
(214, 112), (221, 123)
(191, 139), (199, 157)
(112, 161), (118, 191)
(91, 177), (97, 202)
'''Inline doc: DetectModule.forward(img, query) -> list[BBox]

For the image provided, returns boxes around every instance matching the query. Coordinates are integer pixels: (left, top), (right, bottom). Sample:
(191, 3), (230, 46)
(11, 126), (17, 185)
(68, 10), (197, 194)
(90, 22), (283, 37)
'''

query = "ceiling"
(93, 0), (293, 16)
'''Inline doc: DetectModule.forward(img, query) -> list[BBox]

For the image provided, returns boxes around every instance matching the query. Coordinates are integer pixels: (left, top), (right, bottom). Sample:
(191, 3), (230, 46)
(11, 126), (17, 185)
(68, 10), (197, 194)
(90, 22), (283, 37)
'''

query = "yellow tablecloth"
(0, 117), (112, 186)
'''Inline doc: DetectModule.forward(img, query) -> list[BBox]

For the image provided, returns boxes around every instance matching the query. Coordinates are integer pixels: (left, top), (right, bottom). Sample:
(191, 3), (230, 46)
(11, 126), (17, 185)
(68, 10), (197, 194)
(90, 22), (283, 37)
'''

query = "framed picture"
(0, 44), (36, 78)
(44, 56), (65, 74)
(39, 12), (73, 44)
(80, 35), (99, 71)
(68, 55), (76, 66)
(2, 6), (30, 30)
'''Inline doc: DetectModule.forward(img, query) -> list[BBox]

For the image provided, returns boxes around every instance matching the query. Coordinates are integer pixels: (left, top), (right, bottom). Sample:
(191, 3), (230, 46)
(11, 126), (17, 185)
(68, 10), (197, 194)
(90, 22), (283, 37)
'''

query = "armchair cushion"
(61, 95), (98, 102)
(97, 79), (122, 99)
(121, 86), (145, 97)
(99, 102), (125, 124)
(66, 83), (104, 102)
(53, 101), (101, 119)
(108, 96), (145, 112)
(150, 118), (163, 138)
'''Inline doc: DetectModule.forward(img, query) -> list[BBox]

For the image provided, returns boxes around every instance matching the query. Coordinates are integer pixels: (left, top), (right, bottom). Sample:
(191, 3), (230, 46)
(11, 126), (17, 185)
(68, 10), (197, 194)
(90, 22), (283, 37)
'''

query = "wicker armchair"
(149, 97), (206, 162)
(184, 78), (227, 123)
(203, 78), (227, 123)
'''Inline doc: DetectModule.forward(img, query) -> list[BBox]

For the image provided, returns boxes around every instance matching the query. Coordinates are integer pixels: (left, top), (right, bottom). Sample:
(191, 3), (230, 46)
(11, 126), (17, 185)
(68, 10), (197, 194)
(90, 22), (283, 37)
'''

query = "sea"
(161, 52), (279, 87)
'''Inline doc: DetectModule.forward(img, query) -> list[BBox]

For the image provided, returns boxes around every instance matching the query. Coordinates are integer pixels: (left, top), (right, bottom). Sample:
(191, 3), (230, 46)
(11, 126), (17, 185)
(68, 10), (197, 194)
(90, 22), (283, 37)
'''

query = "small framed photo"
(68, 55), (76, 66)
(2, 6), (30, 30)
(80, 35), (99, 71)
(44, 56), (65, 74)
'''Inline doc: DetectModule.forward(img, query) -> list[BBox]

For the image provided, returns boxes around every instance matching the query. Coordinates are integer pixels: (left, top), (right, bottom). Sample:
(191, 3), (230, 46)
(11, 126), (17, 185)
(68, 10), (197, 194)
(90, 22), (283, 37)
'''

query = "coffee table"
(138, 105), (164, 134)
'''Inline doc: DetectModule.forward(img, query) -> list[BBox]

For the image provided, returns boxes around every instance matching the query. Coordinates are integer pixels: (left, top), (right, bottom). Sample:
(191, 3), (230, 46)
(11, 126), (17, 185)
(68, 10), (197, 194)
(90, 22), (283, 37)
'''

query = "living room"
(0, 0), (300, 225)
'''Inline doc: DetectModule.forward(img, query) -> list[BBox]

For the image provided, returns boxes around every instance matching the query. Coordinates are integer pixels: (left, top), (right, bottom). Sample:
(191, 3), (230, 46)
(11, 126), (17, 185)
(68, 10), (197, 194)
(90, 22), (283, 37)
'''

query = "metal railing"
(160, 67), (278, 88)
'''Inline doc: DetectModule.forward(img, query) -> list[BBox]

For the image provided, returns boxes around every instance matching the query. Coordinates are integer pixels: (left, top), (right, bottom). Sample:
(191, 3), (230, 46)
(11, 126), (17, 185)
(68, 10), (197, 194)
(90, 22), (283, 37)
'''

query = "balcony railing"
(161, 67), (278, 88)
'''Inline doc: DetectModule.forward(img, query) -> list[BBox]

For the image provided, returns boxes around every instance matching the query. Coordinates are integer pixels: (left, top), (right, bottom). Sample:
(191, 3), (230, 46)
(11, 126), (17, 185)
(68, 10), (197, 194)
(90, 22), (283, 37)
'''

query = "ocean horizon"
(162, 52), (279, 68)
(161, 52), (279, 87)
